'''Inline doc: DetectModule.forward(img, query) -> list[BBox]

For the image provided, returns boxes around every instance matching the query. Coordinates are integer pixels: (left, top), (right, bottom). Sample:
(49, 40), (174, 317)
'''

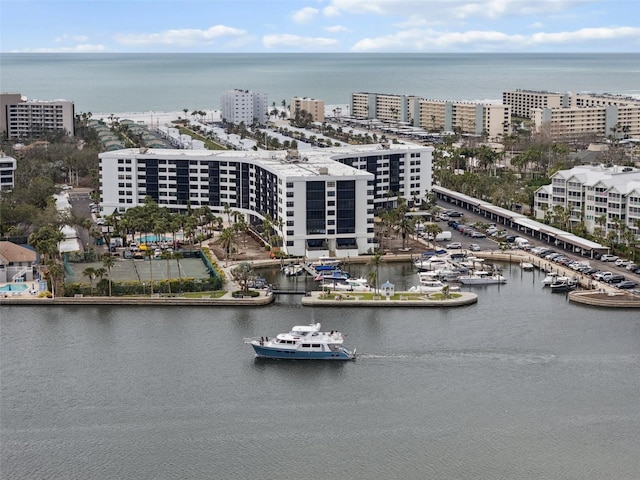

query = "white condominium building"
(99, 144), (433, 257)
(503, 89), (640, 140)
(0, 93), (75, 139)
(220, 89), (269, 126)
(290, 97), (325, 122)
(0, 152), (17, 191)
(534, 164), (640, 239)
(502, 90), (569, 118)
(351, 92), (511, 141)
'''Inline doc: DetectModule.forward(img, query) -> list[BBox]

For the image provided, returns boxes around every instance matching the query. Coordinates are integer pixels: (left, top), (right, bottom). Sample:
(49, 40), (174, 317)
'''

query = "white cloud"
(292, 7), (320, 23)
(530, 26), (640, 44)
(114, 25), (247, 47)
(325, 0), (592, 20)
(325, 25), (349, 33)
(323, 5), (341, 17)
(350, 25), (640, 51)
(263, 34), (340, 50)
(54, 34), (90, 43)
(15, 44), (109, 53)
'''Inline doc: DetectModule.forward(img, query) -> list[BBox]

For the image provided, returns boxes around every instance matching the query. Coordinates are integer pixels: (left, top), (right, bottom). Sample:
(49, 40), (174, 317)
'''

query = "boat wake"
(357, 351), (557, 364)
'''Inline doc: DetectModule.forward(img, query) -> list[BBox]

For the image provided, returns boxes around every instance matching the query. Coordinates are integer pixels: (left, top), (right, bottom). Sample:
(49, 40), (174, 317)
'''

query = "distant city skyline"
(1, 0), (639, 53)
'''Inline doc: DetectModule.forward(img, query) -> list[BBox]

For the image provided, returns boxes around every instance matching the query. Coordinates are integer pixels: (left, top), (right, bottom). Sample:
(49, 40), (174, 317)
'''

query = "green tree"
(102, 254), (116, 297)
(231, 261), (257, 294)
(82, 267), (97, 296)
(368, 252), (384, 293)
(216, 228), (236, 266)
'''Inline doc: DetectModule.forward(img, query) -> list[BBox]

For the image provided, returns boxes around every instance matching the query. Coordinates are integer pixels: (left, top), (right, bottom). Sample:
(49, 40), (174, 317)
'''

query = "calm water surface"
(2, 264), (639, 479)
(1, 53), (639, 113)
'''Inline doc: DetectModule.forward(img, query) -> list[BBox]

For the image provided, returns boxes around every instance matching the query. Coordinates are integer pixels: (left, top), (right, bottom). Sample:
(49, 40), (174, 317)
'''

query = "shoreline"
(3, 249), (639, 308)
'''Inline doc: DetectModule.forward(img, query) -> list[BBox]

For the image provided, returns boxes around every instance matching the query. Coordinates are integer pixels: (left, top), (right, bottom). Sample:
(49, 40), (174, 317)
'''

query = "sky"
(1, 0), (639, 53)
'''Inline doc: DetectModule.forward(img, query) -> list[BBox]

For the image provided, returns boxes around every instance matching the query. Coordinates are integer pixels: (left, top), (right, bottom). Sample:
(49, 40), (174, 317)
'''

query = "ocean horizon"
(1, 52), (639, 114)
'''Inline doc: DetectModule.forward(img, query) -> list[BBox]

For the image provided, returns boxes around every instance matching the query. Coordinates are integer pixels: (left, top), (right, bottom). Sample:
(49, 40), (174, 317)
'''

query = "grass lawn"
(318, 291), (463, 301)
(182, 291), (227, 299)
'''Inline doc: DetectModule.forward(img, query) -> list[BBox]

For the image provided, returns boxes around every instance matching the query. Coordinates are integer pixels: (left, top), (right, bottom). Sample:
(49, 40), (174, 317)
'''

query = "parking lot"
(434, 202), (640, 291)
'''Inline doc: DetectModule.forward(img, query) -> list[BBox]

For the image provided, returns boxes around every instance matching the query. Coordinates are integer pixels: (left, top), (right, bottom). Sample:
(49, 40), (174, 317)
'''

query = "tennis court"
(66, 256), (210, 284)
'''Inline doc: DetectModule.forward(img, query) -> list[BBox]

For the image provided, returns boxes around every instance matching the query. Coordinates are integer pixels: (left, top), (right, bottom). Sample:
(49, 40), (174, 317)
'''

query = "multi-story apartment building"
(502, 90), (569, 118)
(0, 93), (75, 139)
(351, 92), (511, 141)
(531, 103), (640, 140)
(534, 164), (640, 240)
(290, 97), (325, 123)
(503, 89), (640, 140)
(98, 144), (433, 257)
(0, 152), (17, 191)
(220, 89), (269, 126)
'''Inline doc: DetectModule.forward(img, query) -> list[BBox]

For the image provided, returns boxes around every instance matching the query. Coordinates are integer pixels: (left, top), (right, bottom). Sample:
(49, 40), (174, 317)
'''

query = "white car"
(600, 254), (618, 262)
(446, 242), (462, 249)
(614, 258), (629, 267)
(469, 243), (481, 252)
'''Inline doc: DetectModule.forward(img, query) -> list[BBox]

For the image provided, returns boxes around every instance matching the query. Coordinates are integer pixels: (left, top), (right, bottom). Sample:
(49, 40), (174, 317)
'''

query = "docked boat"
(323, 277), (371, 292)
(541, 272), (559, 286)
(414, 256), (453, 271)
(549, 277), (577, 292)
(409, 279), (460, 293)
(282, 264), (304, 276)
(520, 262), (534, 271)
(458, 270), (507, 285)
(315, 269), (351, 281)
(245, 323), (356, 360)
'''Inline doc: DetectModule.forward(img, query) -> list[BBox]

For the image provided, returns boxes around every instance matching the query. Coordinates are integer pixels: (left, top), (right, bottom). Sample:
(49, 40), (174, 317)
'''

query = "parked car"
(600, 254), (619, 262)
(448, 211), (463, 217)
(505, 235), (516, 243)
(616, 280), (637, 289)
(592, 271), (612, 281)
(614, 258), (630, 267)
(446, 242), (462, 249)
(605, 274), (625, 284)
(471, 231), (486, 238)
(469, 243), (481, 251)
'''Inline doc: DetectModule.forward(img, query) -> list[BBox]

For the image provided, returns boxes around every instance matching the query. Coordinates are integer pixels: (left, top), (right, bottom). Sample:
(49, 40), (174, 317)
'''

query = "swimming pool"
(0, 283), (29, 293)
(137, 235), (171, 244)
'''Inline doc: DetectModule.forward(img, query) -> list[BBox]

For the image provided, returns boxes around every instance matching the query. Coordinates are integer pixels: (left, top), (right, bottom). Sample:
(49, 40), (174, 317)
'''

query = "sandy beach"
(92, 109), (223, 127)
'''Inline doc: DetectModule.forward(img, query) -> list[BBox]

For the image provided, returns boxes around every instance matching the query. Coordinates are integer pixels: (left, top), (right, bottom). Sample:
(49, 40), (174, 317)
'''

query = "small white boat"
(520, 262), (534, 271)
(459, 270), (507, 285)
(549, 277), (578, 292)
(315, 270), (351, 282)
(323, 278), (371, 292)
(245, 323), (356, 360)
(414, 257), (453, 271)
(541, 272), (559, 286)
(282, 264), (303, 276)
(409, 280), (459, 293)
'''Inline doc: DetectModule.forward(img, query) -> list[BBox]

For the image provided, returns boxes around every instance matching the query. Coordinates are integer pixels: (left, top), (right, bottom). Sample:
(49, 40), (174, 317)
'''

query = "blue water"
(0, 283), (28, 292)
(2, 264), (639, 480)
(137, 235), (170, 244)
(1, 53), (638, 113)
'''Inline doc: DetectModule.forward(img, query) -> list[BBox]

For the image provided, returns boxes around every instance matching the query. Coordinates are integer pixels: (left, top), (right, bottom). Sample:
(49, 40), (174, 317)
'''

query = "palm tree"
(102, 254), (116, 297)
(216, 228), (235, 266)
(161, 251), (173, 295)
(144, 248), (154, 295)
(82, 267), (97, 296)
(94, 267), (107, 295)
(397, 217), (415, 250)
(368, 252), (384, 293)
